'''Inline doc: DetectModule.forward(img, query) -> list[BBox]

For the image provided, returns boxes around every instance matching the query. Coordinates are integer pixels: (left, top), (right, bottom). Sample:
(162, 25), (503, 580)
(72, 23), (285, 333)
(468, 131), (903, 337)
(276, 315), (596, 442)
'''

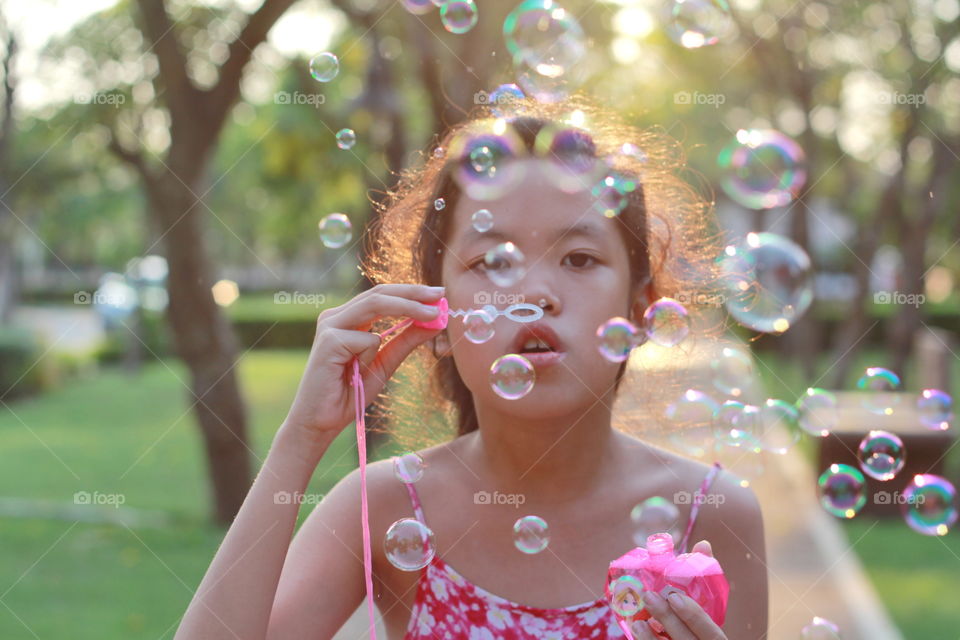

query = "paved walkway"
(334, 335), (904, 640)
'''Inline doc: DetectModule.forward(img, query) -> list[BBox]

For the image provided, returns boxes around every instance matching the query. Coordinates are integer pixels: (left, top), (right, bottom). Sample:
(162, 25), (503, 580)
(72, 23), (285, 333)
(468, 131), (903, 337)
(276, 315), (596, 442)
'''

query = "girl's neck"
(465, 401), (621, 503)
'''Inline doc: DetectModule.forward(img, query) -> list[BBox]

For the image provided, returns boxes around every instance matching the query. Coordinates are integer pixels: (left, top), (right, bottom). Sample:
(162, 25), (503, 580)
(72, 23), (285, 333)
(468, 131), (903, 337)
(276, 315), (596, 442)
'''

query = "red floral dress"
(397, 462), (723, 640)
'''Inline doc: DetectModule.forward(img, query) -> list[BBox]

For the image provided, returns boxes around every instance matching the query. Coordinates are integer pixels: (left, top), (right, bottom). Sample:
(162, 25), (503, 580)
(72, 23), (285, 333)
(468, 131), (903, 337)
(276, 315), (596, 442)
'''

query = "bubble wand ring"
(350, 296), (539, 639)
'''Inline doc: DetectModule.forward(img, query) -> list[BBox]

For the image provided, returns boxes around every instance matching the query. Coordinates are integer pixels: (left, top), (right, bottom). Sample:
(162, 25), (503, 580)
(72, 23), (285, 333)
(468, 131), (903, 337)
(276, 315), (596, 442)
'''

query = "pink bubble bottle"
(605, 532), (729, 638)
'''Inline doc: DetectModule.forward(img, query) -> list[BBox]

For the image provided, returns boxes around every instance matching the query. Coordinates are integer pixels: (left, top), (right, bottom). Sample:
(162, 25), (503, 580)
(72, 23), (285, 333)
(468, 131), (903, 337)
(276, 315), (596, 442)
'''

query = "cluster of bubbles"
(592, 298), (693, 368)
(318, 213), (352, 248)
(718, 232), (813, 334)
(717, 129), (807, 210)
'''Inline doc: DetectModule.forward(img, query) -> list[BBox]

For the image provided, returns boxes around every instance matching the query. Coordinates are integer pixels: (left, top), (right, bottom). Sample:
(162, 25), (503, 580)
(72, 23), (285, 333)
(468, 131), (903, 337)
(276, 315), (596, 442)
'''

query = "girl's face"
(440, 157), (642, 423)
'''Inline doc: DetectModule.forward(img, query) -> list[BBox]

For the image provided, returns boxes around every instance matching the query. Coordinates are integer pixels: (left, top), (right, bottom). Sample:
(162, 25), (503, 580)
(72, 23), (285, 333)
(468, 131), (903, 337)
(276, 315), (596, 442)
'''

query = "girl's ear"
(630, 277), (656, 323)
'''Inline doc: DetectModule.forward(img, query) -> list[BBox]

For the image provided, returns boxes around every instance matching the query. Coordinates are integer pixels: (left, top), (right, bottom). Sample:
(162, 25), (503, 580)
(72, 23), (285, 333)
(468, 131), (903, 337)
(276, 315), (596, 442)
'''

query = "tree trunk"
(148, 174), (252, 525)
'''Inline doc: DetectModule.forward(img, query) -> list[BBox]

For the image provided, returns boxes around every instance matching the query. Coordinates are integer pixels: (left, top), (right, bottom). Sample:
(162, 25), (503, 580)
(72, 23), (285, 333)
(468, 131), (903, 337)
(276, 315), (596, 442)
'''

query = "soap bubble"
(596, 317), (638, 363)
(592, 174), (631, 218)
(318, 213), (352, 248)
(384, 518), (436, 571)
(800, 617), (841, 640)
(758, 398), (800, 455)
(463, 308), (496, 344)
(401, 0), (434, 14)
(513, 515), (550, 554)
(857, 430), (905, 481)
(630, 496), (681, 545)
(471, 209), (494, 232)
(717, 129), (806, 209)
(667, 389), (720, 458)
(643, 298), (690, 347)
(516, 65), (571, 103)
(719, 232), (813, 334)
(713, 400), (761, 450)
(484, 242), (527, 287)
(796, 388), (839, 437)
(666, 0), (735, 48)
(917, 389), (952, 431)
(394, 452), (425, 483)
(434, 197), (446, 211)
(335, 128), (356, 150)
(901, 474), (957, 536)
(533, 123), (605, 193)
(856, 367), (901, 415)
(489, 83), (526, 117)
(817, 464), (867, 519)
(503, 0), (587, 78)
(709, 347), (754, 397)
(309, 52), (339, 82)
(449, 122), (527, 200)
(609, 575), (646, 617)
(441, 0), (478, 34)
(490, 354), (536, 399)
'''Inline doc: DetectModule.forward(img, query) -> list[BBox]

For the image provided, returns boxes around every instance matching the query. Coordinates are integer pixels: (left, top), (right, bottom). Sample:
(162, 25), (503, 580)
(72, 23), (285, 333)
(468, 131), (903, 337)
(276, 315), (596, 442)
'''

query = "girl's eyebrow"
(460, 221), (608, 248)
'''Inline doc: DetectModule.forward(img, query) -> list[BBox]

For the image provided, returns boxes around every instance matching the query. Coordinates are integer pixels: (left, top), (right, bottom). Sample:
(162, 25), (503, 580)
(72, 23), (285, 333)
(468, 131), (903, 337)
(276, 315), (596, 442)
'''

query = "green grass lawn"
(0, 350), (361, 639)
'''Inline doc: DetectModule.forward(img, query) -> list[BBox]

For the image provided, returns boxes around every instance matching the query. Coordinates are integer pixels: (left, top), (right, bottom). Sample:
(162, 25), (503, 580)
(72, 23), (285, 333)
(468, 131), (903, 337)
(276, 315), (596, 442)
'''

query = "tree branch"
(135, 0), (197, 129)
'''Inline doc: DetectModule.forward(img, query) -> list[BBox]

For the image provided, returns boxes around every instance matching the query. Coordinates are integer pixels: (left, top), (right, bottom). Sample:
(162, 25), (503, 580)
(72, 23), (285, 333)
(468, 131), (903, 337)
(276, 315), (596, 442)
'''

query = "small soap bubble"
(592, 175), (630, 218)
(901, 474), (957, 536)
(643, 298), (690, 347)
(490, 354), (535, 399)
(630, 496), (681, 546)
(917, 389), (952, 431)
(433, 146), (445, 158)
(384, 517), (436, 571)
(335, 128), (356, 150)
(484, 242), (526, 287)
(394, 452), (425, 483)
(713, 400), (761, 450)
(817, 464), (867, 519)
(709, 347), (754, 397)
(796, 388), (839, 437)
(434, 197), (446, 211)
(800, 617), (841, 640)
(609, 575), (646, 617)
(440, 0), (479, 34)
(470, 145), (495, 173)
(666, 389), (720, 458)
(856, 367), (901, 415)
(857, 430), (905, 481)
(471, 208), (494, 232)
(318, 213), (352, 248)
(513, 515), (550, 554)
(463, 308), (496, 344)
(717, 129), (806, 208)
(309, 52), (339, 82)
(596, 317), (638, 363)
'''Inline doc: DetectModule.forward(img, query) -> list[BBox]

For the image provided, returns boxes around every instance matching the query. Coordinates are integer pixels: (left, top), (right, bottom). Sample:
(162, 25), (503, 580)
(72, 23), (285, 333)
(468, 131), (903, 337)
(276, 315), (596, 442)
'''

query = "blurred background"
(0, 0), (958, 638)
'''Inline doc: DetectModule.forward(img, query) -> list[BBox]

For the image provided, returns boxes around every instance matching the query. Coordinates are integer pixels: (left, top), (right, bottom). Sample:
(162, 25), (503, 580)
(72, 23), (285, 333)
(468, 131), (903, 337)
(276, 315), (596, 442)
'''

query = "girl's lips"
(519, 351), (567, 368)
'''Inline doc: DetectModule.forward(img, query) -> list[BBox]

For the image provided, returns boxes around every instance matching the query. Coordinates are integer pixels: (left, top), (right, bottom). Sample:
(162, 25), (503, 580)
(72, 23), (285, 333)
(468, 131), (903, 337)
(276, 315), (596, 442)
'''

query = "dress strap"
(397, 457), (428, 525)
(678, 461), (724, 554)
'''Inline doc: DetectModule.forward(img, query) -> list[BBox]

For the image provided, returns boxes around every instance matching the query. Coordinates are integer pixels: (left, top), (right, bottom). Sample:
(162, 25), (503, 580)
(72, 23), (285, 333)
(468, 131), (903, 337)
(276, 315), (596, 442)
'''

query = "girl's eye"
(563, 252), (597, 268)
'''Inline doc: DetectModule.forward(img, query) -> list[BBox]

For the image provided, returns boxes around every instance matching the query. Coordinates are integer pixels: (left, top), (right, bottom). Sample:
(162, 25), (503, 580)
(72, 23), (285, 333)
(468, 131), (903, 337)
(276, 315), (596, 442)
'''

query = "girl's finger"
(665, 591), (727, 640)
(323, 285), (444, 330)
(357, 323), (440, 392)
(631, 619), (658, 640)
(643, 592), (698, 640)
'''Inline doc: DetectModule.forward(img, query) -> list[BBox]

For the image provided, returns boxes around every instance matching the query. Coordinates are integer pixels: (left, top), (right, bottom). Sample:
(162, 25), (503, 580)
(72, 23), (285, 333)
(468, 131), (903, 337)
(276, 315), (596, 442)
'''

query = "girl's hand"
(630, 540), (728, 640)
(279, 283), (445, 451)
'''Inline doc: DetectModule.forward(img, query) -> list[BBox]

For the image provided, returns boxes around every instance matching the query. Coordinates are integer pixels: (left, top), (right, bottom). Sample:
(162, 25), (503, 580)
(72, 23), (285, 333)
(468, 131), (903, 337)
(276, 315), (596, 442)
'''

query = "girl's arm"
(174, 425), (337, 639)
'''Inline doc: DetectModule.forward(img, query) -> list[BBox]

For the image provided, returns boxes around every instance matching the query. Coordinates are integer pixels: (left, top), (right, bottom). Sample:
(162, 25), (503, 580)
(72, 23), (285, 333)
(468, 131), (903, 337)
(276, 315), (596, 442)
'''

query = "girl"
(175, 98), (768, 640)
